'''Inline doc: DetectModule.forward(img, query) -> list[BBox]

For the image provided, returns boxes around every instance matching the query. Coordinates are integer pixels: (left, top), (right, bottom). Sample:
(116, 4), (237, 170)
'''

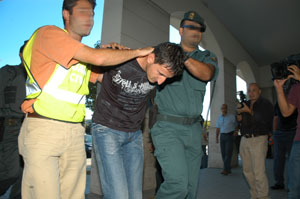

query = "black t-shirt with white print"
(92, 59), (154, 132)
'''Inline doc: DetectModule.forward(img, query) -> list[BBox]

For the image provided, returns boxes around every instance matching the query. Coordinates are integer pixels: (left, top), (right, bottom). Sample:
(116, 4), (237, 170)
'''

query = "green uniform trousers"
(151, 120), (202, 199)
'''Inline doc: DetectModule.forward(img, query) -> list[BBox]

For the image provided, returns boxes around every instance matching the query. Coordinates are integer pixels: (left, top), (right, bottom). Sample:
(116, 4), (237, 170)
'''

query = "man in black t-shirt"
(237, 83), (274, 199)
(91, 42), (184, 199)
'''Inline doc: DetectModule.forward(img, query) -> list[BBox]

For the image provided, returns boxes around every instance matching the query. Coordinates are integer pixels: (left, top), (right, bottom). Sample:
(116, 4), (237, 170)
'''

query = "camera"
(237, 91), (247, 108)
(271, 54), (300, 93)
(270, 53), (300, 80)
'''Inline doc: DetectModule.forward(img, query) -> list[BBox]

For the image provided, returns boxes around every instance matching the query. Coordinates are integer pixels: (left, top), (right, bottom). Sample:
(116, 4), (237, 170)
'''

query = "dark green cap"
(182, 11), (206, 30)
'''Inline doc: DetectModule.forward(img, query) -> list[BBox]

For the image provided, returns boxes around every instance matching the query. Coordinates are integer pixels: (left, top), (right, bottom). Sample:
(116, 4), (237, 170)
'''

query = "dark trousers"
(235, 135), (241, 154)
(220, 133), (234, 172)
(273, 129), (295, 186)
(201, 145), (208, 169)
(0, 119), (23, 199)
(155, 160), (163, 193)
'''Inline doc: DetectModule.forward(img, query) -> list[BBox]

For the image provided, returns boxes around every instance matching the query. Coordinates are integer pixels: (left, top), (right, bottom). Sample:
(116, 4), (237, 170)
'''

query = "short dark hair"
(153, 42), (185, 76)
(19, 40), (28, 54)
(62, 0), (96, 24)
(180, 20), (186, 27)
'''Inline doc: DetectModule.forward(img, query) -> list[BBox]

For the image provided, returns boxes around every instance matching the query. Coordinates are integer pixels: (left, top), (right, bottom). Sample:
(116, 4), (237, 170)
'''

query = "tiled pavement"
(194, 159), (288, 199)
(86, 158), (288, 199)
(1, 158), (288, 199)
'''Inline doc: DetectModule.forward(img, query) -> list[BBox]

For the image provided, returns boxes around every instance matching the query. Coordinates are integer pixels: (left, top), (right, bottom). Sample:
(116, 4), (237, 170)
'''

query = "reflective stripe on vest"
(23, 29), (41, 99)
(23, 26), (91, 122)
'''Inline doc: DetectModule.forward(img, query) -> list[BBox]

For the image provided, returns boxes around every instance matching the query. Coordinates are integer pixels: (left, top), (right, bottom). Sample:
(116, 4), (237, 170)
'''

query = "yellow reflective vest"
(23, 27), (91, 123)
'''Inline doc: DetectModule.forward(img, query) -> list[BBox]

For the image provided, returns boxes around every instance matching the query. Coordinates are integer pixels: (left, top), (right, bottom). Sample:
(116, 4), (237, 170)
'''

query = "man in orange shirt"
(18, 0), (153, 199)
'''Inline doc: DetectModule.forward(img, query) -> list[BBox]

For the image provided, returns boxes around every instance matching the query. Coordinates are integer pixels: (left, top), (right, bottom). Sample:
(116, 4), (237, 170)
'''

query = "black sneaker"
(270, 184), (284, 190)
(220, 170), (230, 175)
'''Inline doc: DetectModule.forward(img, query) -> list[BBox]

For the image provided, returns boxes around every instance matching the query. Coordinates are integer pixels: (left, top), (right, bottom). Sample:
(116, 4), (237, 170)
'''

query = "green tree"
(203, 121), (210, 131)
(86, 82), (97, 112)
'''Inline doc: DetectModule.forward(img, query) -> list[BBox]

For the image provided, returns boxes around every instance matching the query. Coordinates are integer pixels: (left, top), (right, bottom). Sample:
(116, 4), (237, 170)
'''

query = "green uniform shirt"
(155, 46), (218, 117)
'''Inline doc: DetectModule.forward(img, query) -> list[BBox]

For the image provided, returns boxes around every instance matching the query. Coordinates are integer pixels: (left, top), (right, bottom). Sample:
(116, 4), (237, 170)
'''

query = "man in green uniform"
(150, 11), (218, 199)
(0, 41), (27, 199)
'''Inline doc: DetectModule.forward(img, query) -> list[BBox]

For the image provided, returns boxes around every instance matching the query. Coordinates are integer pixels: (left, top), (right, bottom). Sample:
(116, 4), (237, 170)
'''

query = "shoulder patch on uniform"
(203, 51), (210, 57)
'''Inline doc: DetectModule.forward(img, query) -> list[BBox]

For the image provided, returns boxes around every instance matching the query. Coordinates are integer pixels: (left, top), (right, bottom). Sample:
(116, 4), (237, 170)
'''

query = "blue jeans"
(220, 133), (234, 172)
(288, 141), (300, 199)
(92, 123), (144, 199)
(273, 130), (295, 186)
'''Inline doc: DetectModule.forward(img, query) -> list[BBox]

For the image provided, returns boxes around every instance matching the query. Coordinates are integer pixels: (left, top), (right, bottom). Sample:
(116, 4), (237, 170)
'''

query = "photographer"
(236, 83), (273, 199)
(274, 64), (300, 199)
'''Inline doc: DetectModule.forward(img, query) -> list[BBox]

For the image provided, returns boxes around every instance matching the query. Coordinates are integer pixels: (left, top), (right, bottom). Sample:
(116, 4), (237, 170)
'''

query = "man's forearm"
(276, 87), (294, 117)
(74, 45), (153, 66)
(236, 114), (242, 122)
(184, 58), (215, 81)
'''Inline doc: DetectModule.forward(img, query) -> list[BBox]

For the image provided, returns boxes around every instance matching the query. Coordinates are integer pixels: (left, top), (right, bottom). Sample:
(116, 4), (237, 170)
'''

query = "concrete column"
(90, 0), (170, 196)
(258, 65), (276, 104)
(101, 0), (169, 47)
(100, 0), (123, 44)
(208, 58), (238, 168)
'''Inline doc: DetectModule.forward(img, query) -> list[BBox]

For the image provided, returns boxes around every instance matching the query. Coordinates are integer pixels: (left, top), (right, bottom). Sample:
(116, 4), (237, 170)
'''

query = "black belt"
(156, 114), (201, 125)
(243, 134), (264, 138)
(27, 112), (82, 124)
(222, 131), (234, 135)
(279, 128), (297, 131)
(3, 117), (24, 126)
(27, 112), (49, 119)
